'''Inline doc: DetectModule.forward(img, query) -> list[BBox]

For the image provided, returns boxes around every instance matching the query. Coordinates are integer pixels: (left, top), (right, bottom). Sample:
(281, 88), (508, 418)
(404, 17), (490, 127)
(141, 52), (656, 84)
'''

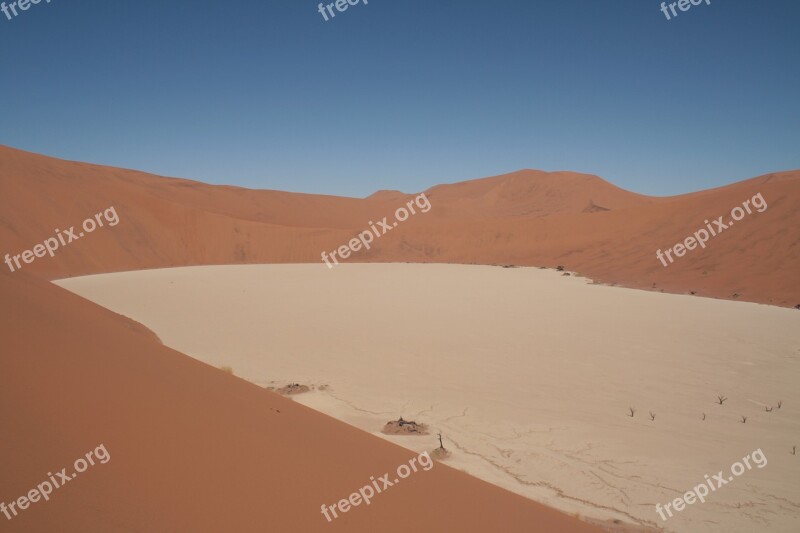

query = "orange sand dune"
(375, 172), (800, 306)
(0, 271), (604, 532)
(1, 144), (797, 306)
(1, 145), (798, 306)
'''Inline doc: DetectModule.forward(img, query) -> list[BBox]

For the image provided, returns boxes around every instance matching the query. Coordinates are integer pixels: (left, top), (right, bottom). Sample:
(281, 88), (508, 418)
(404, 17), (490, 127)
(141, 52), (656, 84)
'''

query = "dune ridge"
(1, 144), (797, 306)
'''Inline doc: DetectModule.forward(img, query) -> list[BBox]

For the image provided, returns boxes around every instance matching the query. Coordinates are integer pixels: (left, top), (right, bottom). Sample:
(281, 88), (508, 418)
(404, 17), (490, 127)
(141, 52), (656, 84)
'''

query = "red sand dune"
(0, 144), (797, 306)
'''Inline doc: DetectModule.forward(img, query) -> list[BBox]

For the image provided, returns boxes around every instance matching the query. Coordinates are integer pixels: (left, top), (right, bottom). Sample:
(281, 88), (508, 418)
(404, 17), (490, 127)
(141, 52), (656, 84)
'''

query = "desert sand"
(0, 270), (605, 533)
(3, 146), (798, 531)
(57, 263), (800, 533)
(3, 145), (799, 307)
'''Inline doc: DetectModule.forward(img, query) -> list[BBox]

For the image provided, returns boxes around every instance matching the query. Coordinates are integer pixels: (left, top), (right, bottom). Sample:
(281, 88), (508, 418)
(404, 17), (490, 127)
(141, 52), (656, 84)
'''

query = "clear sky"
(1, 0), (798, 198)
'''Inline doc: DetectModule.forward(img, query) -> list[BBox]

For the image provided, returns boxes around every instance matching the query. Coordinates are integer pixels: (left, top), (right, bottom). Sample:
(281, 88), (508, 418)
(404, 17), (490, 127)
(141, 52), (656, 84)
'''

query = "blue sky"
(1, 0), (798, 198)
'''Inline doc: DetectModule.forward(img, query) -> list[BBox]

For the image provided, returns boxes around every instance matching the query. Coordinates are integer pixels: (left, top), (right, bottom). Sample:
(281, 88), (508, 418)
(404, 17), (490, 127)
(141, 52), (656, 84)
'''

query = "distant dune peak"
(366, 189), (408, 200)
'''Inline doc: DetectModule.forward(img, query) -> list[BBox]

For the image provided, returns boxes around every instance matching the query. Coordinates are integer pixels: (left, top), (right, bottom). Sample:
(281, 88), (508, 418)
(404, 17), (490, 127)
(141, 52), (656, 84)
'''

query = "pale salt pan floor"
(56, 264), (800, 533)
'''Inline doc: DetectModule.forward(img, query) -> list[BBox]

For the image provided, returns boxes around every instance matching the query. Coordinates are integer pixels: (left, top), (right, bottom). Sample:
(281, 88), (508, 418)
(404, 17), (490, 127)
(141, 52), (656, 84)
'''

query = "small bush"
(220, 366), (234, 375)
